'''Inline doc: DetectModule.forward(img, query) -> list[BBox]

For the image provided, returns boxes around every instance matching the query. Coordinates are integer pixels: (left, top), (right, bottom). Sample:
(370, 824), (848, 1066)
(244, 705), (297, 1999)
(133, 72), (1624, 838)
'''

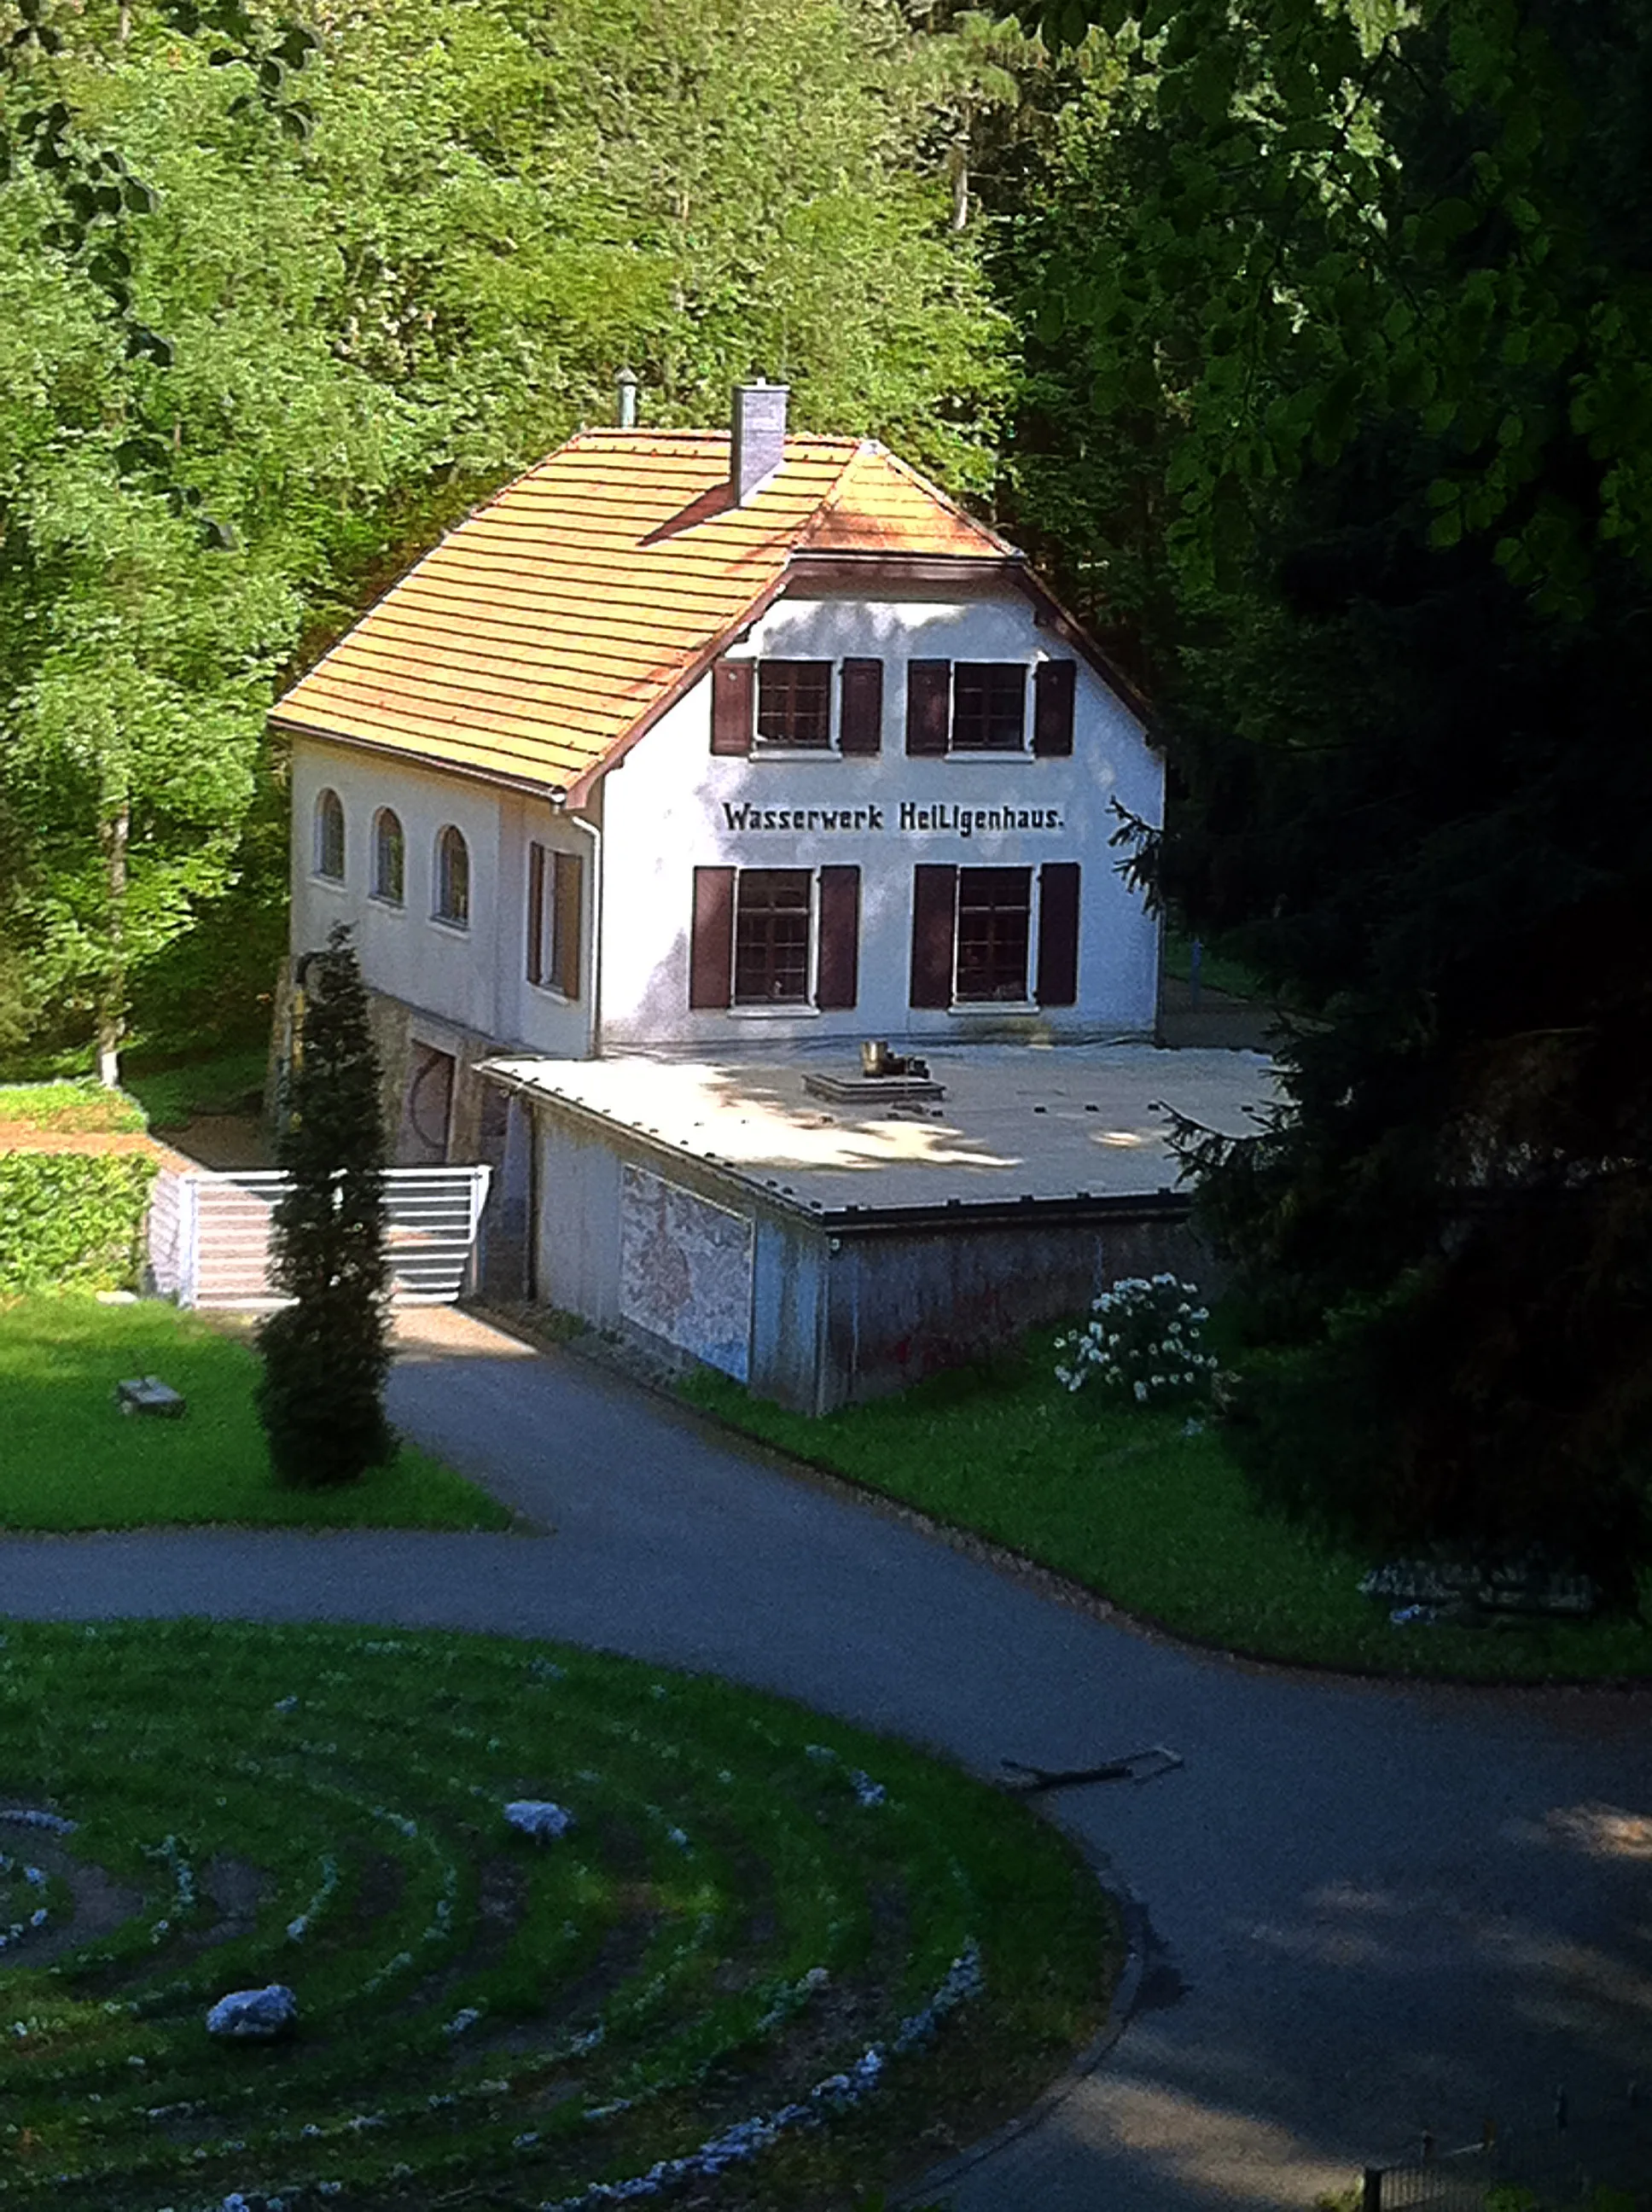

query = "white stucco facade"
(599, 580), (1160, 1054)
(289, 574), (1161, 1102)
(289, 741), (593, 1062)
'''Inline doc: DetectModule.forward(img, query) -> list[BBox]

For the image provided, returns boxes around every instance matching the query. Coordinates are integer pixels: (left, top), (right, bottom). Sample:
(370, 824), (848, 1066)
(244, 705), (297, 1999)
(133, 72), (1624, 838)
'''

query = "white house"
(263, 386), (1254, 1407)
(272, 384), (1164, 1166)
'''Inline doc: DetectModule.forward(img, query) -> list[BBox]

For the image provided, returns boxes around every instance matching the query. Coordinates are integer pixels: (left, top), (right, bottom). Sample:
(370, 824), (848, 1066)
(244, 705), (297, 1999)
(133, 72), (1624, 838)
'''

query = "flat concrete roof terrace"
(480, 1045), (1280, 1223)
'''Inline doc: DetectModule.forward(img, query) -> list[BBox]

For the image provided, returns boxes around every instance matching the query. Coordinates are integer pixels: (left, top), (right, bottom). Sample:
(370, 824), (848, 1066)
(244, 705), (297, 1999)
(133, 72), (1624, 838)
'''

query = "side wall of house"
(596, 580), (1162, 1057)
(288, 738), (596, 1155)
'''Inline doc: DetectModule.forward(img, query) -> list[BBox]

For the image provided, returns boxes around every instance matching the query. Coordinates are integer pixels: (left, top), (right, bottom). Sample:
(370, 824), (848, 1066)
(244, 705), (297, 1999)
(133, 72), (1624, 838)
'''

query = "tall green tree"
(257, 923), (391, 1487)
(1, 0), (1009, 1077)
(1006, 0), (1652, 1595)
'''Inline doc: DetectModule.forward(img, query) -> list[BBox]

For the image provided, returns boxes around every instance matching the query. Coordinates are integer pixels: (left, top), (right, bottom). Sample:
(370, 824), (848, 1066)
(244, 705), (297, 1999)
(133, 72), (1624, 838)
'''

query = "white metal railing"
(148, 1166), (492, 1309)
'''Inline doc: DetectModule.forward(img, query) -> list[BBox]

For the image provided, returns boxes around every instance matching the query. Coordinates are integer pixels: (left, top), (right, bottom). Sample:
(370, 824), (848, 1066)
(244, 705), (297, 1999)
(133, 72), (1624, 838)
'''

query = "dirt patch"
(0, 1826), (144, 1973)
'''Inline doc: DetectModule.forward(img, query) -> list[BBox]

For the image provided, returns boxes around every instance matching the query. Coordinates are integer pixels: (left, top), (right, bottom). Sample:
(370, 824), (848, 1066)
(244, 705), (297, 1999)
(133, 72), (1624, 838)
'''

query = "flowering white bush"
(1054, 1275), (1217, 1407)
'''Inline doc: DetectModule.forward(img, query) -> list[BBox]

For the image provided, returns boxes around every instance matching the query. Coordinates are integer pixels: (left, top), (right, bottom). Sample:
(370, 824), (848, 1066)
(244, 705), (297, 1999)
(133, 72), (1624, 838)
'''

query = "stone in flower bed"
(205, 1984), (298, 2039)
(505, 1798), (574, 1841)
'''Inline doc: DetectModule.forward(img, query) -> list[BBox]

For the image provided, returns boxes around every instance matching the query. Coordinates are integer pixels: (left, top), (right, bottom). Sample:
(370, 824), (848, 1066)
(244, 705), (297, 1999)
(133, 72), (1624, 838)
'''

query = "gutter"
(553, 790), (603, 1061)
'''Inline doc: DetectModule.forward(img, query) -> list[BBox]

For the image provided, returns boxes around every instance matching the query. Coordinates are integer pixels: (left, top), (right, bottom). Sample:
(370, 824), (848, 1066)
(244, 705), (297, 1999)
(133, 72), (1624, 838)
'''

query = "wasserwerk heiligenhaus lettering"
(719, 800), (1064, 835)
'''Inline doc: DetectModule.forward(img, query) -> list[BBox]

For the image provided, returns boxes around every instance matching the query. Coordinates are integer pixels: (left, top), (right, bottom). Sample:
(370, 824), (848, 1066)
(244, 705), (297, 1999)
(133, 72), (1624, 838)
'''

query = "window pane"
(374, 811), (404, 902)
(951, 664), (1026, 751)
(734, 869), (811, 1002)
(755, 661), (832, 748)
(437, 827), (469, 925)
(955, 866), (1031, 1001)
(315, 789), (345, 879)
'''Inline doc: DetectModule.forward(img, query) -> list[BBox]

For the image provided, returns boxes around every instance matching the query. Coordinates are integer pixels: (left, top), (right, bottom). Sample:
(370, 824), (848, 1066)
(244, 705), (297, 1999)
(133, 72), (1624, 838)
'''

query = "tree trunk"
(96, 798), (130, 1089)
(949, 130), (971, 233)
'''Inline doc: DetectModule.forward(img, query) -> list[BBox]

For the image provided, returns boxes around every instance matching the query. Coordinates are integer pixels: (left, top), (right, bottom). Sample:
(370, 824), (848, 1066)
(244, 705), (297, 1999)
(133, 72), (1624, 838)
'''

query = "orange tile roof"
(270, 432), (1021, 800)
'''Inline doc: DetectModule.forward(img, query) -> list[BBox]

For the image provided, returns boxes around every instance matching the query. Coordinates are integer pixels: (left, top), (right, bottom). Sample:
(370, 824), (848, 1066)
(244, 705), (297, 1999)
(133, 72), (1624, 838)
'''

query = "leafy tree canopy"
(1003, 0), (1652, 1594)
(0, 0), (1010, 1072)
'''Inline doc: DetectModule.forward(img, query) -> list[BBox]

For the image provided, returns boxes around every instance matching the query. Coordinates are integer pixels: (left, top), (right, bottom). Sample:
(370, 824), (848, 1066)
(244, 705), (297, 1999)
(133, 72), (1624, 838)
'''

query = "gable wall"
(597, 582), (1162, 1055)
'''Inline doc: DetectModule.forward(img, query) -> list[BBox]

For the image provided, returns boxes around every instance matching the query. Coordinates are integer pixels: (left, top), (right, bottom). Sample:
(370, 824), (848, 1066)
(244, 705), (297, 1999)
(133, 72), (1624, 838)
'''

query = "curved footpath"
(3, 1307), (1649, 2209)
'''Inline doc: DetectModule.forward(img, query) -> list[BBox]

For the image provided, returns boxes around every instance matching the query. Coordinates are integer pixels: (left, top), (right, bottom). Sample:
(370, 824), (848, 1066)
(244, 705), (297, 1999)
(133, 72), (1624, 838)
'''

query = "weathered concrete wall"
(506, 1079), (1219, 1415)
(815, 1208), (1215, 1412)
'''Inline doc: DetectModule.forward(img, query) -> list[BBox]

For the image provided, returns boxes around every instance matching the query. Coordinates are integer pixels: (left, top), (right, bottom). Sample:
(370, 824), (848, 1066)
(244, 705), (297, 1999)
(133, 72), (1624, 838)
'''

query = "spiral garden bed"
(0, 1620), (1116, 2211)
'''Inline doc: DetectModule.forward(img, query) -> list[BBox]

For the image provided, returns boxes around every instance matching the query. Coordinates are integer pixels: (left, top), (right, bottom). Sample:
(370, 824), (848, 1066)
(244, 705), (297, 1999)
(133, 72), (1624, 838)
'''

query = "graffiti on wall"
(619, 1167), (754, 1381)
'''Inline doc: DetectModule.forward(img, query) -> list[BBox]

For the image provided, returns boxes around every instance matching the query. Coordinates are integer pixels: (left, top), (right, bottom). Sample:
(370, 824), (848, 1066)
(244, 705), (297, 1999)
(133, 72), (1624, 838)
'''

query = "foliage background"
(0, 0), (1015, 1071)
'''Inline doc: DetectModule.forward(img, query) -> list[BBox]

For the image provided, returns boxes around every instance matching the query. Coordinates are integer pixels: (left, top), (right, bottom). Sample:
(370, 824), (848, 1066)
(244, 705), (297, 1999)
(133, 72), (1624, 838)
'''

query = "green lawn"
(121, 1044), (270, 1129)
(0, 1079), (148, 1135)
(0, 1617), (1115, 2211)
(682, 1342), (1652, 1685)
(0, 1294), (509, 1531)
(1160, 924), (1268, 1001)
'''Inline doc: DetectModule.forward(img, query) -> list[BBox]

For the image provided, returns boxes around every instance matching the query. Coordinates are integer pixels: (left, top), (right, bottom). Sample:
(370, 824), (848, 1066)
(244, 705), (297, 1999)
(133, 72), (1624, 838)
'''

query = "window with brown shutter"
(956, 867), (1032, 1001)
(526, 841), (546, 985)
(711, 660), (754, 755)
(816, 865), (860, 1009)
(952, 665), (1027, 751)
(905, 660), (951, 755)
(734, 870), (812, 1003)
(838, 659), (883, 756)
(1032, 660), (1077, 757)
(690, 866), (736, 1007)
(755, 661), (832, 747)
(552, 849), (583, 1000)
(1035, 862), (1080, 1006)
(910, 864), (957, 1006)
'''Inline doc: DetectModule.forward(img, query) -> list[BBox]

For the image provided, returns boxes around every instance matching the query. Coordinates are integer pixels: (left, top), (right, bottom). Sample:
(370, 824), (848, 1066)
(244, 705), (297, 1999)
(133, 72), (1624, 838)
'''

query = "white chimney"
(730, 380), (788, 503)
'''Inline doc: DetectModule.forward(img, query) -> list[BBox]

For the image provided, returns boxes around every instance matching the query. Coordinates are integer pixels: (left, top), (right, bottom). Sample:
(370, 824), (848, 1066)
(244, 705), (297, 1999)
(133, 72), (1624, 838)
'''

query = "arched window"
(313, 788), (346, 882)
(434, 825), (469, 927)
(372, 808), (404, 905)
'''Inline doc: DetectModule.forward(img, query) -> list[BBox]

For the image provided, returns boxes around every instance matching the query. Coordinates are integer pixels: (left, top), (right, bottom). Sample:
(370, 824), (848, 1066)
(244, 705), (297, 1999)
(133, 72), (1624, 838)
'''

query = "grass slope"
(0, 1081), (148, 1136)
(121, 1045), (270, 1130)
(0, 1619), (1116, 2212)
(682, 1342), (1652, 1685)
(0, 1295), (509, 1532)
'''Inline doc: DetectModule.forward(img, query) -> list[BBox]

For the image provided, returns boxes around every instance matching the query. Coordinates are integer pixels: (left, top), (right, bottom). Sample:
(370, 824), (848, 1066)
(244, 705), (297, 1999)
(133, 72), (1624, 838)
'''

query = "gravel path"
(2, 1305), (1647, 2209)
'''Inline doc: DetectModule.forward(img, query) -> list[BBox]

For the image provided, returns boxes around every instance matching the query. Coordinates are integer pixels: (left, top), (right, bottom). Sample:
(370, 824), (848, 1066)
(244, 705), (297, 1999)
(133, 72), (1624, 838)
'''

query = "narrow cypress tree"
(256, 924), (393, 1485)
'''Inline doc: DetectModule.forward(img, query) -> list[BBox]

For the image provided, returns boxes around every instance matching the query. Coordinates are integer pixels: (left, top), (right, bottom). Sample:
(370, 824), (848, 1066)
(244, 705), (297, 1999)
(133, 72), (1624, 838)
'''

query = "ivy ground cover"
(0, 1297), (507, 1531)
(682, 1342), (1652, 1685)
(0, 1620), (1116, 2210)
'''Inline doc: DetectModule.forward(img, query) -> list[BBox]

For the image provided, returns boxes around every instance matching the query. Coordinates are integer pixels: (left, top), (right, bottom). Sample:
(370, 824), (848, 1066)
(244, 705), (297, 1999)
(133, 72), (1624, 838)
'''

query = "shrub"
(0, 1152), (158, 1294)
(1054, 1274), (1218, 1407)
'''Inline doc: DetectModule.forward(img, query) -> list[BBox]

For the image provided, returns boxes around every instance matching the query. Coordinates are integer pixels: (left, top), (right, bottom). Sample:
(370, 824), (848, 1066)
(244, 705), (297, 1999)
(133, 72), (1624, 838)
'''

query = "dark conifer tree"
(256, 924), (393, 1486)
(1008, 0), (1652, 1602)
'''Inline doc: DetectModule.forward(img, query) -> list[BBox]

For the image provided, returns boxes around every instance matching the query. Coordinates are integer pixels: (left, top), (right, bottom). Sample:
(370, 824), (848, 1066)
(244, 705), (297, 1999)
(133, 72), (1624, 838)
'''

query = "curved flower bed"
(0, 1621), (1113, 2210)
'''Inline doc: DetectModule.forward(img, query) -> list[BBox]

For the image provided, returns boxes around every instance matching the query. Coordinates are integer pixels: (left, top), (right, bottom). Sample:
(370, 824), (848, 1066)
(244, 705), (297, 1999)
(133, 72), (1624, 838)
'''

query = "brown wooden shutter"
(909, 864), (957, 1007)
(905, 660), (951, 755)
(552, 848), (583, 1000)
(838, 658), (883, 755)
(816, 865), (860, 1009)
(525, 841), (545, 985)
(689, 866), (736, 1008)
(1032, 660), (1076, 757)
(1035, 862), (1081, 1007)
(711, 659), (754, 755)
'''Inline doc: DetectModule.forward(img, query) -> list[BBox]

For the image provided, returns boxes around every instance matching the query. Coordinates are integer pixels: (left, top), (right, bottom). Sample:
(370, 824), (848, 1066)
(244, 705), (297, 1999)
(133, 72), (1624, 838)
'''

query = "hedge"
(0, 1152), (160, 1295)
